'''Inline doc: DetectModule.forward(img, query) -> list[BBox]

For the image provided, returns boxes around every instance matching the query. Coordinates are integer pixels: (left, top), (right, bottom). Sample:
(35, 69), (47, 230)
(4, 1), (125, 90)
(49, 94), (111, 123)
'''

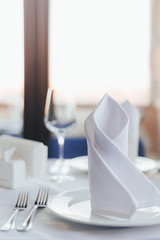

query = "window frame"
(23, 0), (49, 143)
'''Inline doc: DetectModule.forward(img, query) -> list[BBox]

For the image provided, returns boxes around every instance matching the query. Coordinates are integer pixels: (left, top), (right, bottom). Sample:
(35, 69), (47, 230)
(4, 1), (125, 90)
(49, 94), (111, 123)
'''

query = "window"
(49, 0), (151, 106)
(0, 0), (24, 134)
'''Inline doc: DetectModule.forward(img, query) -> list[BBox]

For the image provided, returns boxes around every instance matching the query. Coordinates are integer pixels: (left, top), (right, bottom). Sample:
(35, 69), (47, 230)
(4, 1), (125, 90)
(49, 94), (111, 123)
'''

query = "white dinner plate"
(68, 156), (157, 173)
(135, 156), (157, 173)
(68, 156), (88, 172)
(47, 188), (160, 227)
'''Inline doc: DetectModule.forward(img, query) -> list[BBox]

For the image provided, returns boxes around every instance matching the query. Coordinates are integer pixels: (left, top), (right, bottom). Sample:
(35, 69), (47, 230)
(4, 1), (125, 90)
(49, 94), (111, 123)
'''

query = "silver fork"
(1, 192), (28, 231)
(17, 188), (49, 231)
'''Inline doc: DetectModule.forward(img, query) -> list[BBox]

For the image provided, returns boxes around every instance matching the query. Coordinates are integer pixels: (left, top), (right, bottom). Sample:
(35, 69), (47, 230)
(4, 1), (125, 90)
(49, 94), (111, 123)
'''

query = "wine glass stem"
(58, 135), (65, 161)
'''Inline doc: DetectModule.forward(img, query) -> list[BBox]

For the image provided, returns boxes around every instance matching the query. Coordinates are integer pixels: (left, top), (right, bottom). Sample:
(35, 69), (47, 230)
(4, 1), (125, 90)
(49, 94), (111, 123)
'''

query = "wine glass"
(44, 88), (76, 182)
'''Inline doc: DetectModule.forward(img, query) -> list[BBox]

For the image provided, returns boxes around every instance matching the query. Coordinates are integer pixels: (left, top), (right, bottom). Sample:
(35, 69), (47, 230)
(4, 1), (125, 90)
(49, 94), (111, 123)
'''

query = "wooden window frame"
(23, 0), (49, 143)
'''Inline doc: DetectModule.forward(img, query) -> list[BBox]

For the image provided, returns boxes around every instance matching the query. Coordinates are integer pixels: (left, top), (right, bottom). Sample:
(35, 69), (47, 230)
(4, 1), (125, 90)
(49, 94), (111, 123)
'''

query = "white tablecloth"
(0, 159), (160, 240)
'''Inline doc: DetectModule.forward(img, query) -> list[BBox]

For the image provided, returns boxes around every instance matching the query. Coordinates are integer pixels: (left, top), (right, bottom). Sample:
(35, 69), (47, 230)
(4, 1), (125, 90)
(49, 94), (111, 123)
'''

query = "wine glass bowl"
(44, 88), (76, 182)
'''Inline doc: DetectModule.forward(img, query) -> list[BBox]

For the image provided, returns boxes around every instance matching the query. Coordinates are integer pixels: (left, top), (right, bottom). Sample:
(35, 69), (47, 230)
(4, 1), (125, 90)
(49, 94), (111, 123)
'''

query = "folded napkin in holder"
(0, 147), (26, 188)
(84, 94), (160, 219)
(0, 135), (48, 178)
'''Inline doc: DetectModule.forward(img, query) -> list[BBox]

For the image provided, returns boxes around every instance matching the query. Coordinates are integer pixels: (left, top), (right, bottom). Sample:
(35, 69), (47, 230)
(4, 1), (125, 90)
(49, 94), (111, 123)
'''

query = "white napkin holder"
(0, 147), (26, 189)
(0, 134), (48, 179)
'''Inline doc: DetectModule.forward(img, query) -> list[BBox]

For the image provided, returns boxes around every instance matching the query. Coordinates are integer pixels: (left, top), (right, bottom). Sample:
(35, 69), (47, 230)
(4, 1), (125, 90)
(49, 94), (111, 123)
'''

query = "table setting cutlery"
(1, 93), (160, 232)
(46, 93), (160, 228)
(0, 188), (49, 232)
(17, 188), (49, 232)
(1, 192), (29, 231)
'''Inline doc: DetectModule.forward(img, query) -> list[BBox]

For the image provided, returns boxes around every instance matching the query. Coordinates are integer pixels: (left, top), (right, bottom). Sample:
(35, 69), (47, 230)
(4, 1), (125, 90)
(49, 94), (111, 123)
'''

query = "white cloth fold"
(122, 101), (141, 161)
(84, 94), (160, 219)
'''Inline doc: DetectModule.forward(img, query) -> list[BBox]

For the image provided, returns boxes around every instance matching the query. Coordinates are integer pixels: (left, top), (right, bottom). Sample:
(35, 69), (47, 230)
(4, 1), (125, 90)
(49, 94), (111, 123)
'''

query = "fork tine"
(25, 193), (29, 208)
(40, 188), (49, 205)
(22, 192), (28, 208)
(1, 192), (28, 231)
(42, 189), (46, 204)
(17, 188), (49, 231)
(39, 189), (44, 204)
(35, 189), (40, 204)
(20, 193), (24, 208)
(15, 192), (22, 208)
(15, 192), (29, 208)
(35, 188), (49, 205)
(45, 189), (49, 205)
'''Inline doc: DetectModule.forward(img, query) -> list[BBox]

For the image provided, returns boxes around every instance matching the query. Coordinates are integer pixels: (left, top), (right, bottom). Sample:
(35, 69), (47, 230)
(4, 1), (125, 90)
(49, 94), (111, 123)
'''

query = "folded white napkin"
(84, 94), (160, 219)
(122, 101), (141, 161)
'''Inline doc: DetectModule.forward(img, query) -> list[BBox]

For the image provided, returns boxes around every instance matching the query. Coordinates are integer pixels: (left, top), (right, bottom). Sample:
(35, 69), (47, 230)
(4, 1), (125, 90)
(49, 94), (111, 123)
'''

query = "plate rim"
(47, 188), (160, 227)
(68, 156), (157, 173)
(135, 156), (157, 172)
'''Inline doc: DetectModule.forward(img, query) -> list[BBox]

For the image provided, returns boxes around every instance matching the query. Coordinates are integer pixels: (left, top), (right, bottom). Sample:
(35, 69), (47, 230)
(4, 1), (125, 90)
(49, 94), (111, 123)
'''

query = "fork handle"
(1, 209), (19, 231)
(17, 205), (38, 231)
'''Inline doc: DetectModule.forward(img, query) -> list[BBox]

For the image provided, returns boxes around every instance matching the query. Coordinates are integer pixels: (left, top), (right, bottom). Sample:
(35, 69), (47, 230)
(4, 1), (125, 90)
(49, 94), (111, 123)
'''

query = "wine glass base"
(49, 160), (75, 183)
(49, 159), (70, 174)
